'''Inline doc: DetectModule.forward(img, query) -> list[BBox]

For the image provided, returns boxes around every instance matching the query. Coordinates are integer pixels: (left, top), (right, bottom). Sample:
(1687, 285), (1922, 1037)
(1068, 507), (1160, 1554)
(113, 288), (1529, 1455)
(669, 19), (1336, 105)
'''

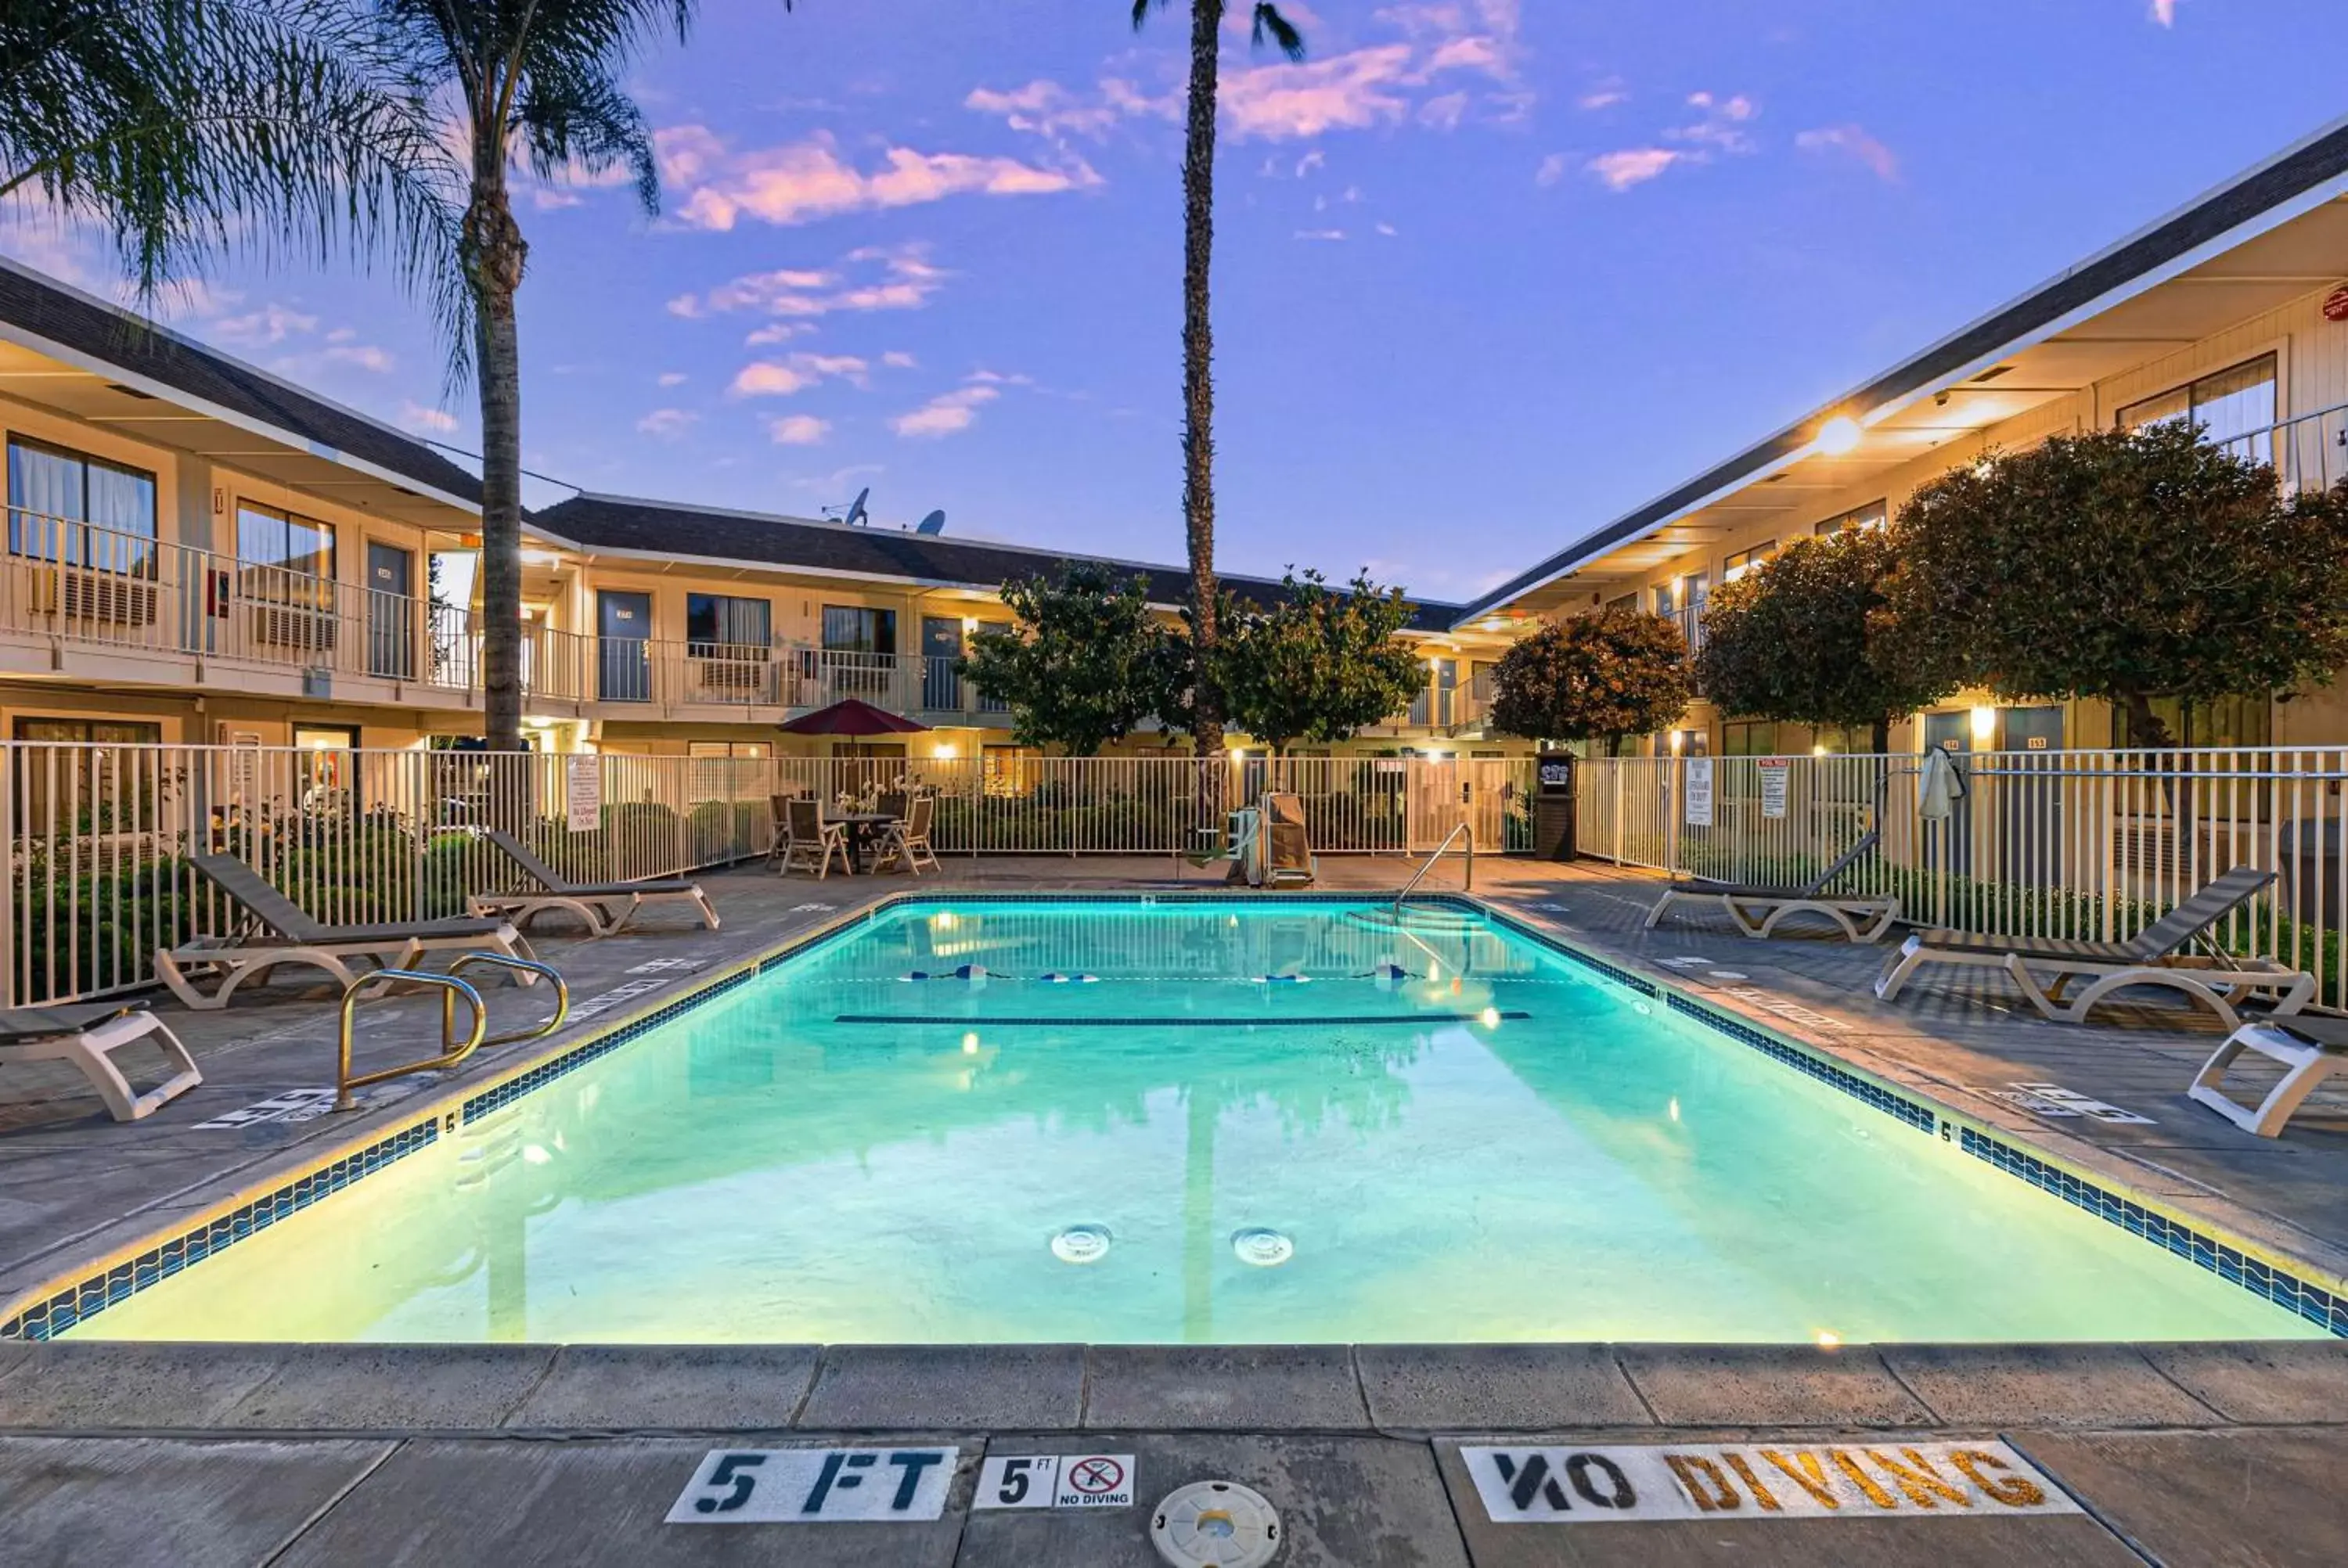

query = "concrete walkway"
(2, 1338), (2346, 1564)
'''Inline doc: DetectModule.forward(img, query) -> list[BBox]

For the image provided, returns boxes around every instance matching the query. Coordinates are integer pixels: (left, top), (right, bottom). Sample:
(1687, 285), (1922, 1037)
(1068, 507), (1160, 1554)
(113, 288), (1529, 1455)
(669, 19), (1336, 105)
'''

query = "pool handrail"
(1394, 822), (1474, 919)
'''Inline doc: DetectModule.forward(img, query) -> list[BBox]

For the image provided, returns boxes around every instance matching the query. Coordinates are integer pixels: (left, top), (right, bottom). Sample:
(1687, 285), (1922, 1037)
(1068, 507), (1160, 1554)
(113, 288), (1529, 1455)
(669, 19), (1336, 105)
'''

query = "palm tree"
(369, 0), (737, 750)
(1130, 1), (1302, 761)
(0, 1), (456, 304)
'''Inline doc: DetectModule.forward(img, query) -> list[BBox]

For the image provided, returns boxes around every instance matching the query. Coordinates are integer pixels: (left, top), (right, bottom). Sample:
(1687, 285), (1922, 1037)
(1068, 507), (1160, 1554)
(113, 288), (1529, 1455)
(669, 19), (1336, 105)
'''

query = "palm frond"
(1130, 0), (1158, 32)
(1252, 3), (1305, 60)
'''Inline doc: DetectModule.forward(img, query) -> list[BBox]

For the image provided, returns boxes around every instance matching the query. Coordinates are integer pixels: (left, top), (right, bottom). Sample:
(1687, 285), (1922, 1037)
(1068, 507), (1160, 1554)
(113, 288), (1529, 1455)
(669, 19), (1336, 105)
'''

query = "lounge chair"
(778, 796), (848, 879)
(1874, 865), (2313, 1027)
(466, 829), (720, 935)
(1644, 830), (1896, 943)
(1257, 793), (1316, 887)
(0, 1002), (200, 1121)
(2190, 1013), (2348, 1138)
(874, 794), (940, 876)
(157, 852), (536, 1011)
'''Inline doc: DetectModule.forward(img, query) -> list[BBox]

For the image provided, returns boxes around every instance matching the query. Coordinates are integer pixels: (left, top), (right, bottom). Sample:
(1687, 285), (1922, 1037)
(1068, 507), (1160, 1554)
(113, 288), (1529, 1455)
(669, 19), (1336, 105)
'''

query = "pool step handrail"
(449, 952), (570, 1046)
(334, 970), (487, 1112)
(1394, 822), (1474, 919)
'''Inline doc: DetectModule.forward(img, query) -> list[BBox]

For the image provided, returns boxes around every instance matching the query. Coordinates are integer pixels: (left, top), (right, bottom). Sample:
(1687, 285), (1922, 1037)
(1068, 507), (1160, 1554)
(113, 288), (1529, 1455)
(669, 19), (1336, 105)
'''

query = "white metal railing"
(2, 743), (1534, 1005)
(2212, 400), (2348, 495)
(1579, 747), (2348, 1003)
(2, 509), (440, 684)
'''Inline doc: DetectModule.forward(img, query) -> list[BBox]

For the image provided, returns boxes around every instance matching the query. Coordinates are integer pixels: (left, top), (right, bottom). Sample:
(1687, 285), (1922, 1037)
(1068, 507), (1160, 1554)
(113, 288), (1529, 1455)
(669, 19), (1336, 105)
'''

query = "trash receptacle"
(2278, 819), (2341, 926)
(1532, 751), (1578, 861)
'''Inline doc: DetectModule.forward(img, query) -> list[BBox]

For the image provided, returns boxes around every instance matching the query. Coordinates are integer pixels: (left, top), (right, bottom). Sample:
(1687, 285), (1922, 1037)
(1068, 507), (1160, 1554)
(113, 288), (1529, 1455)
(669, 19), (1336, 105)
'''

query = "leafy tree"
(0, 1), (456, 304)
(1489, 606), (1692, 753)
(1145, 583), (1243, 749)
(372, 0), (756, 750)
(1697, 529), (1954, 753)
(1878, 423), (2348, 748)
(1216, 569), (1425, 753)
(1128, 0), (1304, 760)
(958, 563), (1172, 755)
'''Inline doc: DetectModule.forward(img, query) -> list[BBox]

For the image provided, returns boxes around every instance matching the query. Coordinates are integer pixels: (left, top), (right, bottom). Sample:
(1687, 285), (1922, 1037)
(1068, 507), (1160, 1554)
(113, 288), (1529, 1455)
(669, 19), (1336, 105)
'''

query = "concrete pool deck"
(2, 854), (2345, 1561)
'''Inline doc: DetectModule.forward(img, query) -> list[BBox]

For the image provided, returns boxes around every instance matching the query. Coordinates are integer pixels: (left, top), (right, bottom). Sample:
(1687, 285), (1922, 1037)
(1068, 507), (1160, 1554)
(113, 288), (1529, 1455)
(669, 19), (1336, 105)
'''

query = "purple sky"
(5, 0), (2341, 602)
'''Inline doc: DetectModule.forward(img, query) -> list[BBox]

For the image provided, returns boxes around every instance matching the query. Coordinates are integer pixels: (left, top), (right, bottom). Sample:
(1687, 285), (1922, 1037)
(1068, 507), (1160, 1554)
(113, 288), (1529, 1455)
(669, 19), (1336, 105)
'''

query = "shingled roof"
(0, 259), (481, 505)
(530, 492), (1463, 633)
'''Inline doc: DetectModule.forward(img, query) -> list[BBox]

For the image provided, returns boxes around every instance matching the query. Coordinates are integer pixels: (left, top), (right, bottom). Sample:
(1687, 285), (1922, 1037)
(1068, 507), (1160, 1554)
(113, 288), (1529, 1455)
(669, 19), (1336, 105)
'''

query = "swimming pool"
(57, 898), (2335, 1343)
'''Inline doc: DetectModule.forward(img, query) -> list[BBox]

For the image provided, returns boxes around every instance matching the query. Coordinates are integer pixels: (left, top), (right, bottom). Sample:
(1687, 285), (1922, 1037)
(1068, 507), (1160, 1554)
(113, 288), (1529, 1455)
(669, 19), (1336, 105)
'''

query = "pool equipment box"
(1534, 752), (1578, 861)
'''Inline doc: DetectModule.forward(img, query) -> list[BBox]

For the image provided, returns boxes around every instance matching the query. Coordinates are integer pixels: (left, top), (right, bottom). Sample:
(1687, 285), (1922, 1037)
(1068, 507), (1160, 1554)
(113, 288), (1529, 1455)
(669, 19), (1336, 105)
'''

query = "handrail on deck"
(334, 969), (487, 1112)
(449, 951), (570, 1047)
(1395, 821), (1474, 918)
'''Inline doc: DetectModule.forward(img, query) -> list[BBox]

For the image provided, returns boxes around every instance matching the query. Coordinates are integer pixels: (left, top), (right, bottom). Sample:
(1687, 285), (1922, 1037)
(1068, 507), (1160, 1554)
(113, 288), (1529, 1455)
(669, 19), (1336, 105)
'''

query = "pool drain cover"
(1051, 1224), (1113, 1264)
(1230, 1228), (1294, 1268)
(1152, 1480), (1280, 1568)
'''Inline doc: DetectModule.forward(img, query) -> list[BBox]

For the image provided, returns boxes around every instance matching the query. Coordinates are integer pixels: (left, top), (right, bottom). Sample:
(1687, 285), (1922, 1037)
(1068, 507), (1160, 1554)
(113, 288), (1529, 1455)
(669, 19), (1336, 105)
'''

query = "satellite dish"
(824, 486), (871, 527)
(915, 509), (946, 536)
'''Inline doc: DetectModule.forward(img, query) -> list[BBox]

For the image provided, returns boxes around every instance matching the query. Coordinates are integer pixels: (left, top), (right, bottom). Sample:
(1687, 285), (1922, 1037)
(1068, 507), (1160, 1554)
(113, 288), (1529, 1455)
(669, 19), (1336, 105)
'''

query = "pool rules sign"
(1462, 1440), (2079, 1524)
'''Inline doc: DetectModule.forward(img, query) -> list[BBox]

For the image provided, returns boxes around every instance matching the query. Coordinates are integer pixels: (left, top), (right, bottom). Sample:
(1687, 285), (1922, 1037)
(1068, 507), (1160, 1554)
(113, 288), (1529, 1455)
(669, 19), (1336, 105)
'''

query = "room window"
(2114, 694), (2273, 750)
(982, 743), (1039, 796)
(1604, 592), (1637, 613)
(686, 593), (771, 658)
(2117, 353), (2277, 451)
(1721, 719), (1781, 756)
(688, 740), (772, 759)
(236, 502), (336, 603)
(821, 605), (897, 654)
(1814, 499), (1887, 537)
(6, 437), (157, 574)
(1648, 583), (1674, 617)
(1723, 542), (1777, 582)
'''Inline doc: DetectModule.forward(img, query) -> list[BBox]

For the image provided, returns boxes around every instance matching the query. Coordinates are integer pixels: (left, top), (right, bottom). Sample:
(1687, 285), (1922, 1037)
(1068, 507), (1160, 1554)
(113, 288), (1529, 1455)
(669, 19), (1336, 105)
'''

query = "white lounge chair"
(467, 829), (719, 935)
(2190, 1014), (2348, 1138)
(1644, 830), (1896, 943)
(1874, 865), (2312, 1027)
(157, 852), (535, 1011)
(0, 1001), (201, 1121)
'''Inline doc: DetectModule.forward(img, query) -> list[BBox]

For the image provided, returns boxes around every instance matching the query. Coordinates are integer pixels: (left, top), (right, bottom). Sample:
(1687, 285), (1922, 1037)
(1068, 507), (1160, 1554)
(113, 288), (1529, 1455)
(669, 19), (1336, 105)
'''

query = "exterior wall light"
(1817, 415), (1863, 455)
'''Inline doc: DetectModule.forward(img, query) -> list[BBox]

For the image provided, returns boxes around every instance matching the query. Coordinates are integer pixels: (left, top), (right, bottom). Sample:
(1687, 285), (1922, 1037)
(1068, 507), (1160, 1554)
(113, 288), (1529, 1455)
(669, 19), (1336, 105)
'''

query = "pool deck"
(2, 852), (2346, 1563)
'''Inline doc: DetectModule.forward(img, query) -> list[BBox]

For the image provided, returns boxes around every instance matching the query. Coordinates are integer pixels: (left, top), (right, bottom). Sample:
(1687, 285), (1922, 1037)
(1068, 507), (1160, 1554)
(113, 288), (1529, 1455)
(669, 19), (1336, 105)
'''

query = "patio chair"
(157, 852), (537, 1011)
(467, 829), (720, 936)
(874, 793), (940, 876)
(1644, 829), (1898, 943)
(2190, 1013), (2348, 1138)
(1873, 865), (2312, 1028)
(765, 793), (801, 866)
(1258, 792), (1316, 887)
(0, 1001), (201, 1121)
(779, 796), (848, 879)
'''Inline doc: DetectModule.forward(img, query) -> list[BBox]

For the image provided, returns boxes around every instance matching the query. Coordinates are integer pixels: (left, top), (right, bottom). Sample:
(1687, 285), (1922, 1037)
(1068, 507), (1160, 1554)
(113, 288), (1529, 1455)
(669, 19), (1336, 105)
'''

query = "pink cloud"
(891, 379), (1004, 439)
(669, 246), (949, 322)
(1586, 149), (1681, 191)
(729, 353), (870, 399)
(636, 408), (698, 439)
(767, 414), (831, 446)
(655, 127), (1097, 230)
(1795, 124), (1900, 182)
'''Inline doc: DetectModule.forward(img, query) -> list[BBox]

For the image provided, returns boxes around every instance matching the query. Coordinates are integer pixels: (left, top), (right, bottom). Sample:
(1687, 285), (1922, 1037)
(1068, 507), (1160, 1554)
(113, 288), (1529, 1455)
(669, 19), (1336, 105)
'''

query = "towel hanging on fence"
(1918, 746), (1965, 822)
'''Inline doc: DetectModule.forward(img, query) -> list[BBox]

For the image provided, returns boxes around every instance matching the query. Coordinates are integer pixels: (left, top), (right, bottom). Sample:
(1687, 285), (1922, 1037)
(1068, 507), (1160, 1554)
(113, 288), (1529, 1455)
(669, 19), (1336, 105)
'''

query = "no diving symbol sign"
(973, 1452), (1137, 1511)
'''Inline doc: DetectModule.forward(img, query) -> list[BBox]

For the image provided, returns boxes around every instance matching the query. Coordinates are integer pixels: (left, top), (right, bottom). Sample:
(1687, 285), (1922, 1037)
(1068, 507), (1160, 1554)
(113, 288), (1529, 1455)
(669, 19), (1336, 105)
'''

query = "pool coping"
(3, 888), (2343, 1344)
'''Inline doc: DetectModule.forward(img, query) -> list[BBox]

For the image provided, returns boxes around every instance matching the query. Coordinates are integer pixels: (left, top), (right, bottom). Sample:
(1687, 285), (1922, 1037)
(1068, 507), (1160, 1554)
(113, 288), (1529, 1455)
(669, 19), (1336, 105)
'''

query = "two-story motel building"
(2, 114), (2347, 769)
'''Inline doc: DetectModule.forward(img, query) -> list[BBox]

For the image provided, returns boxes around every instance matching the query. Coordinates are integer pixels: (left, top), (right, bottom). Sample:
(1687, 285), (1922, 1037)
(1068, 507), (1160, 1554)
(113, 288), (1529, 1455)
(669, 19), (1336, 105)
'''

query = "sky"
(5, 0), (2344, 606)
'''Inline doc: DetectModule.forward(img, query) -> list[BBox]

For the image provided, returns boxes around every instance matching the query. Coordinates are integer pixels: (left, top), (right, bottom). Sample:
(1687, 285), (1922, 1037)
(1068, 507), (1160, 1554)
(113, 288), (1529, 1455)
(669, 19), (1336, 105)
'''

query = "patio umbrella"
(779, 698), (931, 736)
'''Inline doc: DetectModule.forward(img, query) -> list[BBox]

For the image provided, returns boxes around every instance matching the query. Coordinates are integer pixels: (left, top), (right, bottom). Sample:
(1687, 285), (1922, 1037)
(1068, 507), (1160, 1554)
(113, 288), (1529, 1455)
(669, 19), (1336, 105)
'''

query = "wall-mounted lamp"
(1817, 415), (1863, 455)
(1968, 705), (1998, 745)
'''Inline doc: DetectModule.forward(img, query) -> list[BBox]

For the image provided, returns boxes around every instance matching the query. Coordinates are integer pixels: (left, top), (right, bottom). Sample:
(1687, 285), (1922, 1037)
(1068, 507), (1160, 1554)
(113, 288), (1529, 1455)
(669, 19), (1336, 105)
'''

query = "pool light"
(1479, 1005), (1501, 1027)
(961, 1032), (980, 1054)
(1815, 1329), (1842, 1349)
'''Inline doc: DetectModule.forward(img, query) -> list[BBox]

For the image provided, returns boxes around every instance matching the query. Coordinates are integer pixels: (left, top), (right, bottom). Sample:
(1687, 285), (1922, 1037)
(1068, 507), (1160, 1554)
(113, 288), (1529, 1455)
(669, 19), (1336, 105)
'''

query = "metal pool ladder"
(1394, 821), (1474, 920)
(334, 954), (569, 1111)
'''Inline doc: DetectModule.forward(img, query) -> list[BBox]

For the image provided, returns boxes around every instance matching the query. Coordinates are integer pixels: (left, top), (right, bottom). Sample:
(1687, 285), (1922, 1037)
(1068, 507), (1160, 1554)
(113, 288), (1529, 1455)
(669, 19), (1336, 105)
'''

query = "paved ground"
(3, 851), (2346, 1563)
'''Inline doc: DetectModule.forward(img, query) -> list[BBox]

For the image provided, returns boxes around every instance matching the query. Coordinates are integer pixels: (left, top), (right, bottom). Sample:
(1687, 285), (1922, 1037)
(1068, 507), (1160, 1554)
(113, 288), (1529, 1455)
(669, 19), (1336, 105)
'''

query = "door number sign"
(1463, 1441), (2079, 1524)
(974, 1453), (1138, 1510)
(666, 1447), (958, 1523)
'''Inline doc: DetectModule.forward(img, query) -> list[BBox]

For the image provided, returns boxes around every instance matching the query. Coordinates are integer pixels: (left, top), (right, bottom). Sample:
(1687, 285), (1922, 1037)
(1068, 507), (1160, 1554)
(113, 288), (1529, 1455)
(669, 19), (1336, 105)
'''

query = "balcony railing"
(3, 509), (436, 685)
(2212, 400), (2348, 495)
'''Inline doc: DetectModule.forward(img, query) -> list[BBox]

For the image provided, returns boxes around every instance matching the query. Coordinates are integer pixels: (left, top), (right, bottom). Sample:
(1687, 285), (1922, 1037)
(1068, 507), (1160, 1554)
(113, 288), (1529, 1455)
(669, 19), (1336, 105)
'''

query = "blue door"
(1998, 706), (2064, 889)
(598, 590), (652, 702)
(1921, 711), (1974, 877)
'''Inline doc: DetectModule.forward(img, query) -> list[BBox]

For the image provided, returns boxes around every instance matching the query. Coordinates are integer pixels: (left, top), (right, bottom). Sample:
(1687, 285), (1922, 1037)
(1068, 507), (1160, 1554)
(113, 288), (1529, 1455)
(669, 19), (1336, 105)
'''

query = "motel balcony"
(0, 511), (477, 710)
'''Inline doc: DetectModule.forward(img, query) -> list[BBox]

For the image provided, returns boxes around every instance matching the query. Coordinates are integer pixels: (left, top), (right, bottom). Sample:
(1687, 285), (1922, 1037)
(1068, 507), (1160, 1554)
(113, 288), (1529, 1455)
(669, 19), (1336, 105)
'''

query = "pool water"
(75, 901), (2322, 1343)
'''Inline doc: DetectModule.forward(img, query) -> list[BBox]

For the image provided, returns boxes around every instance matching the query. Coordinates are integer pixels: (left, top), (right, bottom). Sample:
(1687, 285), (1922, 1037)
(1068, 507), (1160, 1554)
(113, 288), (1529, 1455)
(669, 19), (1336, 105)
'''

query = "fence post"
(0, 743), (11, 1010)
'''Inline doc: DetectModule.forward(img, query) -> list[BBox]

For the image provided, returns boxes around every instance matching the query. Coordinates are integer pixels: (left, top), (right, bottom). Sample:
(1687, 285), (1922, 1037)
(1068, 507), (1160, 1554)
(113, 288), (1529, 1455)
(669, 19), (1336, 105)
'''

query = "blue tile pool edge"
(5, 889), (2341, 1341)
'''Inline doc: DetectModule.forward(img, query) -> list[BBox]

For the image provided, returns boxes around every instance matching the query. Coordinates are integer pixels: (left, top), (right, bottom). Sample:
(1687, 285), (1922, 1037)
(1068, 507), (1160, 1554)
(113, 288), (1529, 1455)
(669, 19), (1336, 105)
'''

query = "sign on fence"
(566, 754), (603, 833)
(1684, 757), (1714, 827)
(1758, 757), (1789, 819)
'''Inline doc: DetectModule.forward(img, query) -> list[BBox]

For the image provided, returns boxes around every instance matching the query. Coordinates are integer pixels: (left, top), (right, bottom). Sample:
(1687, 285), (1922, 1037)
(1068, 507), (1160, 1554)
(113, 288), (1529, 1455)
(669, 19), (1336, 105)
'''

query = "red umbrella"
(779, 697), (931, 736)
